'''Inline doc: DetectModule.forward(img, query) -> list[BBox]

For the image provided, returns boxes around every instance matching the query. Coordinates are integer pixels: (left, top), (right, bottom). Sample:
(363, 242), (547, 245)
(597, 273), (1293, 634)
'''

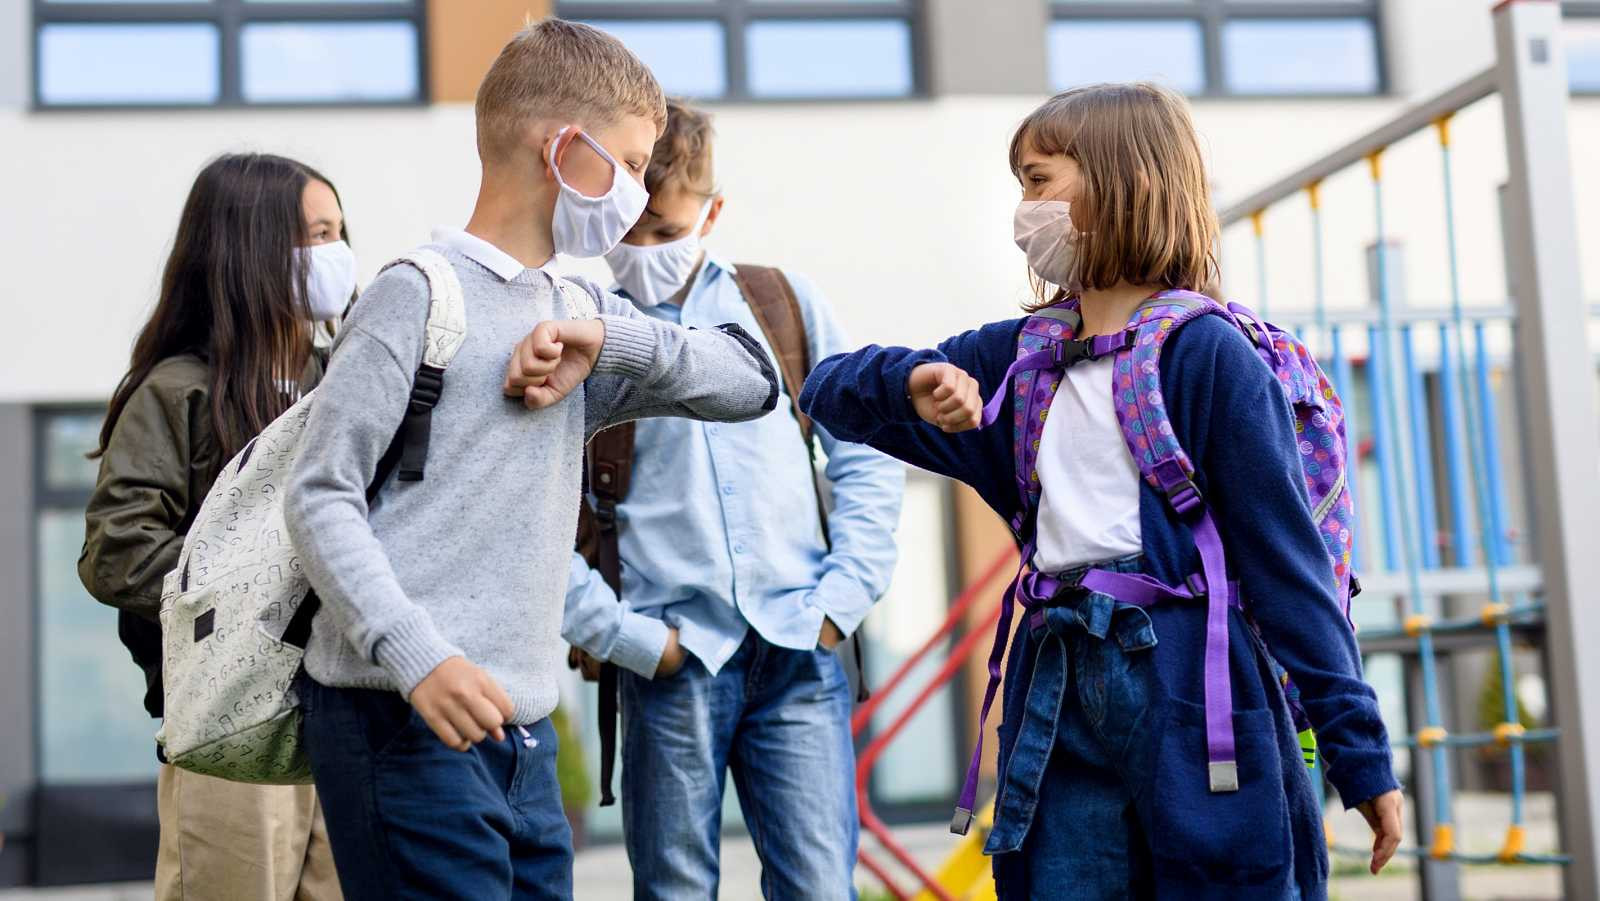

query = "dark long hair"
(95, 153), (349, 461)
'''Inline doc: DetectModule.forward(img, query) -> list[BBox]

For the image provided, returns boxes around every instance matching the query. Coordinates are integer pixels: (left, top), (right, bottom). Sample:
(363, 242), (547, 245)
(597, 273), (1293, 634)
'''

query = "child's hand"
(1357, 789), (1404, 874)
(567, 646), (603, 682)
(655, 628), (688, 678)
(409, 656), (515, 751)
(503, 319), (606, 410)
(909, 363), (984, 433)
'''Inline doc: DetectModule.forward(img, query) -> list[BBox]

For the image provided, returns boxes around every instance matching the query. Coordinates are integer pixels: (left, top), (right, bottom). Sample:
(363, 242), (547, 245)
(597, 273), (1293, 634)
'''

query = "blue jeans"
(987, 557), (1324, 901)
(620, 631), (858, 901)
(298, 677), (574, 901)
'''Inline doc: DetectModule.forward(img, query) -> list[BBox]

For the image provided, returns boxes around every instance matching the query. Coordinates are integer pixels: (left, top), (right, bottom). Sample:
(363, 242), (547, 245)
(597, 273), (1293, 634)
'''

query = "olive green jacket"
(79, 352), (322, 717)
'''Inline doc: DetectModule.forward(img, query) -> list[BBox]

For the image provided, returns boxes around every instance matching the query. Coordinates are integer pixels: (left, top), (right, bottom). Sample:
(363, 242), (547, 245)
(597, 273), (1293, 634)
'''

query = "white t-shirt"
(1032, 355), (1144, 574)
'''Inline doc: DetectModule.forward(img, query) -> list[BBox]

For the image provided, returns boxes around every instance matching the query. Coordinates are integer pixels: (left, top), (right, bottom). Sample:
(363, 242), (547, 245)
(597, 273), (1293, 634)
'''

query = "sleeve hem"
(372, 611), (464, 698)
(608, 611), (672, 678)
(593, 316), (656, 380)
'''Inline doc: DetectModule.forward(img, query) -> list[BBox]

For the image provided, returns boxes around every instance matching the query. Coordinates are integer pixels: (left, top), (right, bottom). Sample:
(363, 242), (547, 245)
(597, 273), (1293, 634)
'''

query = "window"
(34, 408), (161, 784)
(558, 1), (922, 101)
(1048, 1), (1385, 97)
(32, 0), (427, 108)
(1564, 3), (1600, 92)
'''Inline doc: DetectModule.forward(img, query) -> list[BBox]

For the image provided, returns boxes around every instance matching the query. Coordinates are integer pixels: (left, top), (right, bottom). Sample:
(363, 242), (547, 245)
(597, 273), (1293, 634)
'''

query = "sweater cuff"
(609, 610), (672, 678)
(1328, 756), (1402, 811)
(593, 315), (656, 380)
(372, 611), (464, 698)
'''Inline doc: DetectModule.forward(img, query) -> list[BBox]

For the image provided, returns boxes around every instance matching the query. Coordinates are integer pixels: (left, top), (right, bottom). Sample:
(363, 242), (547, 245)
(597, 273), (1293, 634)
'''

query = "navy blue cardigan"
(798, 313), (1399, 809)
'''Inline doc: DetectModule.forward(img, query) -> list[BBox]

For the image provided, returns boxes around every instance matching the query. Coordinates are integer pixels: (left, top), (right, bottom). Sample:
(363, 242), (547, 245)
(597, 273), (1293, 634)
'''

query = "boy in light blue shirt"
(563, 99), (904, 900)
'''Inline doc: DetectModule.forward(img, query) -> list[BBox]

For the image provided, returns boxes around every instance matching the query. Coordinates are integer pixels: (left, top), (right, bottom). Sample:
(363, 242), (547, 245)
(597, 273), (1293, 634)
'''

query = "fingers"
(483, 672), (516, 721)
(418, 705), (466, 751)
(936, 371), (983, 433)
(466, 694), (508, 744)
(1372, 797), (1403, 874)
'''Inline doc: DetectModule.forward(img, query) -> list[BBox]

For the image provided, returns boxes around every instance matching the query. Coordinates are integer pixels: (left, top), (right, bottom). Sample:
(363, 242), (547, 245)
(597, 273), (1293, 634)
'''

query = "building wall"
(5, 1), (1594, 404)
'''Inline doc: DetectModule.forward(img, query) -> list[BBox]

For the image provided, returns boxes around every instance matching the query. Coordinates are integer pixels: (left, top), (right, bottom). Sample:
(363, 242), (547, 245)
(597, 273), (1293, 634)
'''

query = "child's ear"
(701, 195), (726, 239)
(535, 126), (574, 182)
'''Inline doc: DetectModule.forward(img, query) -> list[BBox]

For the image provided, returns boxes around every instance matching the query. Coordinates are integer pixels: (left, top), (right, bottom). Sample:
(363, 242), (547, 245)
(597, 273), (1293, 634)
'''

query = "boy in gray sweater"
(282, 20), (777, 901)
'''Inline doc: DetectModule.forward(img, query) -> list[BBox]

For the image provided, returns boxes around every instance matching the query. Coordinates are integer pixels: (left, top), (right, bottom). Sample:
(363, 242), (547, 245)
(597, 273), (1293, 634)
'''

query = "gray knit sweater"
(284, 246), (777, 724)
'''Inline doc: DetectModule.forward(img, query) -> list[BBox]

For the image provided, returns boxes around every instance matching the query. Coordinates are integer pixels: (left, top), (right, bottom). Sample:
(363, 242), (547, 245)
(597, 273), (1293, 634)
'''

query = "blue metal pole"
(1474, 321), (1513, 566)
(1367, 322), (1402, 572)
(1436, 322), (1474, 566)
(1331, 325), (1365, 573)
(1440, 118), (1522, 850)
(1369, 151), (1453, 840)
(1402, 324), (1442, 569)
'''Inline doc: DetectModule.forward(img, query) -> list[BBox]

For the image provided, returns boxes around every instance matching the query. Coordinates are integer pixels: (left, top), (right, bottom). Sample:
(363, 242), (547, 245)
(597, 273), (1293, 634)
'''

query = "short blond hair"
(645, 98), (716, 198)
(1010, 82), (1221, 308)
(475, 19), (667, 164)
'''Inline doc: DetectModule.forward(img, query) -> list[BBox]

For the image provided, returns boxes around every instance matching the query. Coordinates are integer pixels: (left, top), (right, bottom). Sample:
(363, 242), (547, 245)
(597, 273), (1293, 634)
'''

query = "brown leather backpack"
(575, 264), (863, 807)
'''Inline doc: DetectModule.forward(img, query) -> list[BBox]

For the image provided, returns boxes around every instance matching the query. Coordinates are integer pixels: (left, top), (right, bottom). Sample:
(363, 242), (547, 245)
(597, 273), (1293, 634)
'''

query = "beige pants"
(155, 765), (342, 901)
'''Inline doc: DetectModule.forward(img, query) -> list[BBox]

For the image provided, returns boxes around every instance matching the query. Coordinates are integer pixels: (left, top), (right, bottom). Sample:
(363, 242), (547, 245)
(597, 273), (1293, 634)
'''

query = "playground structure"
(851, 3), (1600, 899)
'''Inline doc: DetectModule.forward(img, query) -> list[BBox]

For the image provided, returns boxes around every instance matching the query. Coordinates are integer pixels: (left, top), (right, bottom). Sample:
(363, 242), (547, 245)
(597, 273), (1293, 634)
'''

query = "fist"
(504, 319), (606, 410)
(408, 656), (515, 751)
(908, 363), (984, 433)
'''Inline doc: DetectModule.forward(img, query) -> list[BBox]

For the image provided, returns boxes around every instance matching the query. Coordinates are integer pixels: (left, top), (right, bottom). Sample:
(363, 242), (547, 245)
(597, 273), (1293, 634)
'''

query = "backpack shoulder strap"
(732, 264), (815, 445)
(375, 248), (470, 482)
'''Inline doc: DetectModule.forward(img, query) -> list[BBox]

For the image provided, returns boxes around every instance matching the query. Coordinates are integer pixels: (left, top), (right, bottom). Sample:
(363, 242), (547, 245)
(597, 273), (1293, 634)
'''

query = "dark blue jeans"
(987, 557), (1324, 901)
(298, 677), (574, 901)
(619, 631), (858, 901)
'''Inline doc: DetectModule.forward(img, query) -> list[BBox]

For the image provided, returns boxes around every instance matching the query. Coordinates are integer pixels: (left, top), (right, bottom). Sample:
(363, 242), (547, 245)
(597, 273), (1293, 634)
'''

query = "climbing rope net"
(1242, 113), (1570, 871)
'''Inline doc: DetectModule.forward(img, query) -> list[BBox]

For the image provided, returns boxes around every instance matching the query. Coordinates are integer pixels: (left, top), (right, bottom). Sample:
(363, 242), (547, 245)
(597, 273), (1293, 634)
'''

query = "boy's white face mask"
(296, 239), (357, 322)
(549, 127), (650, 259)
(1013, 199), (1078, 287)
(603, 200), (714, 307)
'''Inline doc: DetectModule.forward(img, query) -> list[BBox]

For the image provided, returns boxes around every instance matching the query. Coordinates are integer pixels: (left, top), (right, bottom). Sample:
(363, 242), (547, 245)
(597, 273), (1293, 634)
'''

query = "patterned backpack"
(953, 289), (1356, 834)
(154, 249), (468, 783)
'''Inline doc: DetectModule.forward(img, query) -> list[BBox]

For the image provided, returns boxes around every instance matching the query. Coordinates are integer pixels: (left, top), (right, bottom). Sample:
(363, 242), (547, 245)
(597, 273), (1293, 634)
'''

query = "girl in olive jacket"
(80, 153), (354, 901)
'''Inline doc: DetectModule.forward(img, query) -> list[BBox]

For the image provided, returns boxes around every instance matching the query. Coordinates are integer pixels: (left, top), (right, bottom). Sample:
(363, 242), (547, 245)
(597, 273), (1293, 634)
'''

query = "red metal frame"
(852, 548), (1017, 900)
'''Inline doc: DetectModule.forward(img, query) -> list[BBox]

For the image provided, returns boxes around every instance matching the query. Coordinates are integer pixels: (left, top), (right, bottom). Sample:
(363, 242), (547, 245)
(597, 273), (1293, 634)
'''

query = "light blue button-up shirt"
(562, 255), (904, 677)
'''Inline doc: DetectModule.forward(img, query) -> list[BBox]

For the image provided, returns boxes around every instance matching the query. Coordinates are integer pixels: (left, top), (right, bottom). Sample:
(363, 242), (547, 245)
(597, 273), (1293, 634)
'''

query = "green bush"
(552, 705), (593, 809)
(1476, 651), (1537, 735)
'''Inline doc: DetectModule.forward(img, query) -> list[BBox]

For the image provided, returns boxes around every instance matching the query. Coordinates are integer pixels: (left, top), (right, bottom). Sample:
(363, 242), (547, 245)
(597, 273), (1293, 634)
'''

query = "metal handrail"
(1219, 67), (1497, 226)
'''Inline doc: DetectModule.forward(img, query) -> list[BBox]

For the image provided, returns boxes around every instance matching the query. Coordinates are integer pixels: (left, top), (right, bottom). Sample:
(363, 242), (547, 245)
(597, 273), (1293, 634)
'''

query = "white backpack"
(155, 249), (469, 784)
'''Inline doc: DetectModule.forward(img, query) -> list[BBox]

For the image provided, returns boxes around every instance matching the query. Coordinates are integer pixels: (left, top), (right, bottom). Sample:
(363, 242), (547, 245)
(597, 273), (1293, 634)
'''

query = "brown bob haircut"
(645, 98), (717, 199)
(1009, 82), (1221, 308)
(475, 18), (667, 165)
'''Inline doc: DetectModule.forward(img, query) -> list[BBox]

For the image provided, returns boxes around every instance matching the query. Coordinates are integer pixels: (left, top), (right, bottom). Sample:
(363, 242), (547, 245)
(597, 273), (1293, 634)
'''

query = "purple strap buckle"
(1152, 456), (1204, 517)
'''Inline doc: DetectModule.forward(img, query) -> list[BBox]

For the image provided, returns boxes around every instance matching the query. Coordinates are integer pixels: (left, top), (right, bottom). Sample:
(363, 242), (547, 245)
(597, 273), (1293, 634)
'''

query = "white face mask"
(549, 127), (649, 259)
(1013, 200), (1079, 287)
(296, 240), (356, 322)
(603, 201), (714, 307)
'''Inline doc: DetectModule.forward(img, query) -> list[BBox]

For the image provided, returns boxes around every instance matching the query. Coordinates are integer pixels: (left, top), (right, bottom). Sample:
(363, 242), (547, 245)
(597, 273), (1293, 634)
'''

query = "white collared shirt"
(430, 227), (554, 282)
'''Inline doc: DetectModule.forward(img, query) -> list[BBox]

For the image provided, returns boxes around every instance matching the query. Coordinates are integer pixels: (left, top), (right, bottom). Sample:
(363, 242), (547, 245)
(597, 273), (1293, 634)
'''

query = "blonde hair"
(475, 18), (667, 164)
(1009, 82), (1221, 310)
(645, 98), (717, 198)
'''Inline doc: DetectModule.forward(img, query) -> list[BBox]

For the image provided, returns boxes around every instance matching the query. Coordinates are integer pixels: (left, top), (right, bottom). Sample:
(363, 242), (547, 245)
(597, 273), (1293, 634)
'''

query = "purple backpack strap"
(1112, 290), (1243, 791)
(955, 303), (1135, 833)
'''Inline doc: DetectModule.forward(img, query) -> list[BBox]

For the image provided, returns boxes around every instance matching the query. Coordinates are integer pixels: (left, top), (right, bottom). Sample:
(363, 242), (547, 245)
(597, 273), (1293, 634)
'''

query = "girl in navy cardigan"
(800, 84), (1403, 899)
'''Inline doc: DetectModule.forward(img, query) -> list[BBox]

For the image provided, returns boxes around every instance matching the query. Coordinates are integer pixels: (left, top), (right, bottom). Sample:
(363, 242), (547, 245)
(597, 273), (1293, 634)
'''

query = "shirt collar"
(430, 227), (551, 282)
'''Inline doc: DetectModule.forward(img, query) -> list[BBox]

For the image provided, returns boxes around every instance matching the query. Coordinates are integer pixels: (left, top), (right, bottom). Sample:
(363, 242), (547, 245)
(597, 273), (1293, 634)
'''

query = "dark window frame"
(30, 0), (431, 111)
(1564, 1), (1600, 96)
(556, 0), (927, 102)
(1049, 0), (1388, 99)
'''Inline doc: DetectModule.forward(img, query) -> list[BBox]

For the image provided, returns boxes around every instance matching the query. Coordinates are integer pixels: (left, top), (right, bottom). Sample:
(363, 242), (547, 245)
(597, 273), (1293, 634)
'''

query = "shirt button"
(721, 485), (735, 496)
(708, 425), (720, 436)
(734, 543), (747, 554)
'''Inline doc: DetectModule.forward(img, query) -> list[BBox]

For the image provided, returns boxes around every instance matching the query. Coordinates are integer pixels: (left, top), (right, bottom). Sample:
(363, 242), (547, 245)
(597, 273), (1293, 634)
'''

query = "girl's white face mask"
(1013, 200), (1079, 287)
(296, 239), (357, 322)
(603, 200), (714, 307)
(549, 127), (650, 259)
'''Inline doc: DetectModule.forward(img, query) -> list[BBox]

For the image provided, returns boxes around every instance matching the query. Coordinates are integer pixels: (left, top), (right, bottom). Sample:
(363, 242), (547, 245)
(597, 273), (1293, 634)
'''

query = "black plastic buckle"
(1053, 338), (1095, 369)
